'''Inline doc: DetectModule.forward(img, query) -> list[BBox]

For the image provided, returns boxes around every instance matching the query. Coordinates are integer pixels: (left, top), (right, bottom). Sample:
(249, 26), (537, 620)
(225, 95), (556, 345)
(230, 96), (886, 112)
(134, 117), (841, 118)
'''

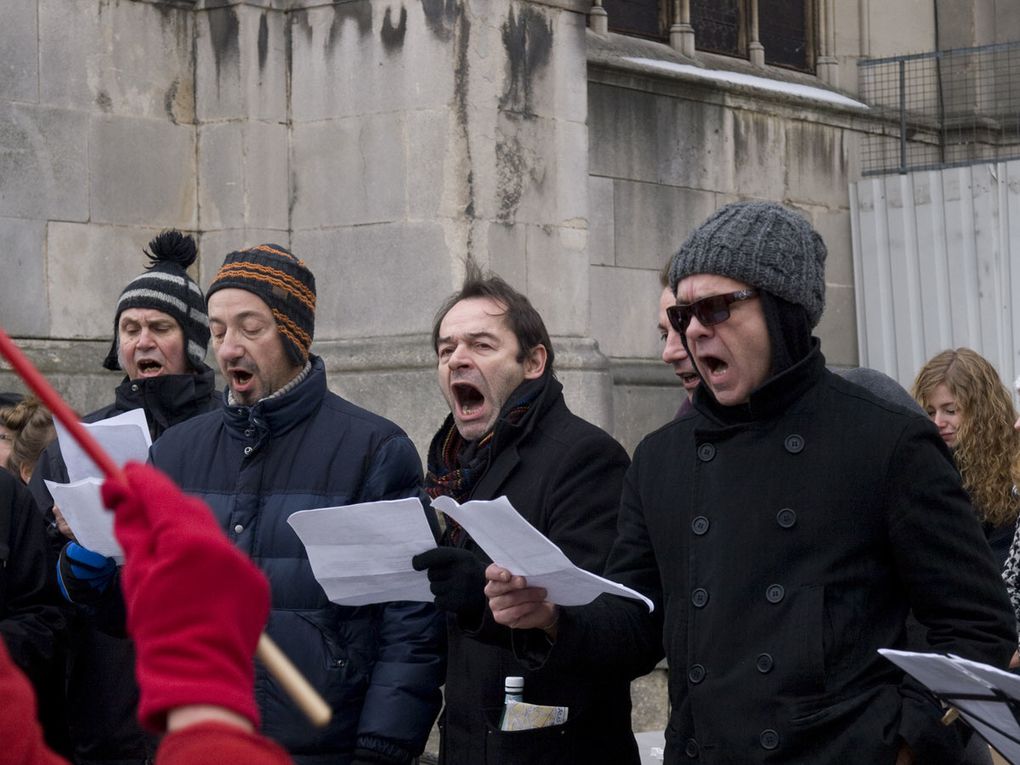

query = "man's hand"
(485, 564), (559, 637)
(411, 547), (487, 621)
(52, 505), (75, 540)
(895, 742), (914, 765)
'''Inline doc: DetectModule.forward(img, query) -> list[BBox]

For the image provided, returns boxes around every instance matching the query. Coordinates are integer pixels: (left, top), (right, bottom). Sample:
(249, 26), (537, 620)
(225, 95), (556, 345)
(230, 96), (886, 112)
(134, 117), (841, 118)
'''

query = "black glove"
(412, 546), (487, 621)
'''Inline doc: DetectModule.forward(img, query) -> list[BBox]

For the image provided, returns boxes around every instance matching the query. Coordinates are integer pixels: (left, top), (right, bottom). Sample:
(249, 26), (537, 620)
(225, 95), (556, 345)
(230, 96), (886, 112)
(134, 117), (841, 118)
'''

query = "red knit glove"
(102, 462), (269, 732)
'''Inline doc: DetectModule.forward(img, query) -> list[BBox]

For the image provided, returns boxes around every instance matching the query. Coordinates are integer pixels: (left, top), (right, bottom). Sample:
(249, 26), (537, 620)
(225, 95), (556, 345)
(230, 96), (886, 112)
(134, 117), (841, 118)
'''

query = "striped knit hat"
(103, 230), (210, 372)
(207, 244), (316, 366)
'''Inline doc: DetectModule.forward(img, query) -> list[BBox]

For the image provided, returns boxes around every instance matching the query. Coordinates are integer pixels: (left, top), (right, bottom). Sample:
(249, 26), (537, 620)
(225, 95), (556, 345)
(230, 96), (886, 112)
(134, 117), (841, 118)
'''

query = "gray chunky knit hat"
(668, 201), (827, 327)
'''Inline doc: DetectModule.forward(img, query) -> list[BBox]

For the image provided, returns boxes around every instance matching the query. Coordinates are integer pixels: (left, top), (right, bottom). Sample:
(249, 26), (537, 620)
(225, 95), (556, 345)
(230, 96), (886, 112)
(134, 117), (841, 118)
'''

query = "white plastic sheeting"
(850, 160), (1020, 393)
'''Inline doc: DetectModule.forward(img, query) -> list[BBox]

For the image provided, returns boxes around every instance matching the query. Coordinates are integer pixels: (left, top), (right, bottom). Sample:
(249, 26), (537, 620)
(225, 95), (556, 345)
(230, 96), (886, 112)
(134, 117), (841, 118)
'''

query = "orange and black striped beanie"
(207, 244), (316, 366)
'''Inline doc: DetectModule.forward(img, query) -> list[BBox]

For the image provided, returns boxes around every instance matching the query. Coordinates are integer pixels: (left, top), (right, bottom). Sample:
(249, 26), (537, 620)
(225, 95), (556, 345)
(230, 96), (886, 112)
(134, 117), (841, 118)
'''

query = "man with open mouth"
(411, 259), (637, 765)
(485, 202), (1015, 765)
(149, 244), (444, 765)
(657, 260), (700, 417)
(29, 230), (219, 765)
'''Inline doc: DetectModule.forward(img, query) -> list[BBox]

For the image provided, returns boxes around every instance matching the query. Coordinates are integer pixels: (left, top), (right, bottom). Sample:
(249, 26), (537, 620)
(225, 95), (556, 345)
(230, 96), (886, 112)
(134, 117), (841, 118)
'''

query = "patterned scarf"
(426, 376), (545, 544)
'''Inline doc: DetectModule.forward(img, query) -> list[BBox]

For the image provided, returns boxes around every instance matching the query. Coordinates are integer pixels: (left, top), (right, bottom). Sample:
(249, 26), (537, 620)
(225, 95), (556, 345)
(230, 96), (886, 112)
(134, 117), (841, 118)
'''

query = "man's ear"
(523, 344), (547, 380)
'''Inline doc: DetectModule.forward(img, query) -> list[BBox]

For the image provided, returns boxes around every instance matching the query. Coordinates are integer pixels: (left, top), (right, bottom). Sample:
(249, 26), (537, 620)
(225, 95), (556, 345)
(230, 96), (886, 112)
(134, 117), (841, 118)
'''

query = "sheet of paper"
(44, 477), (124, 563)
(287, 498), (437, 606)
(880, 649), (1020, 762)
(54, 408), (152, 483)
(431, 495), (654, 612)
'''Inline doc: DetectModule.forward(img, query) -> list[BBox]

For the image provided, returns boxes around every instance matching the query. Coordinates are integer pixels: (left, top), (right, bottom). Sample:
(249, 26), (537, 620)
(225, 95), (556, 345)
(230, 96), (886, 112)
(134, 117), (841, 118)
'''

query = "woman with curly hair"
(912, 348), (1020, 569)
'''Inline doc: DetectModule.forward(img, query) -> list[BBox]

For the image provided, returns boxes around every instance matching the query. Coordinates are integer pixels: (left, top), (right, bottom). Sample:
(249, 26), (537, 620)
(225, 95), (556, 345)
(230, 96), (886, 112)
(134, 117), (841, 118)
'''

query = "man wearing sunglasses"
(485, 201), (1014, 765)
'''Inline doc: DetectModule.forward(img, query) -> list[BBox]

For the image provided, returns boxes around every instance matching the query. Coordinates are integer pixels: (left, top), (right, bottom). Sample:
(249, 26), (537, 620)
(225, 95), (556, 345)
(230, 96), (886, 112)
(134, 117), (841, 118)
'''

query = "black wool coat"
(438, 376), (638, 765)
(545, 345), (1015, 765)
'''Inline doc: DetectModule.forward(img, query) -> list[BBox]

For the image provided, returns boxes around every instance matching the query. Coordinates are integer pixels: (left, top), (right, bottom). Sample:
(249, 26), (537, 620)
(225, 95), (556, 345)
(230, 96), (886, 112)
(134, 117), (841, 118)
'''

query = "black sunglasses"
(666, 289), (759, 333)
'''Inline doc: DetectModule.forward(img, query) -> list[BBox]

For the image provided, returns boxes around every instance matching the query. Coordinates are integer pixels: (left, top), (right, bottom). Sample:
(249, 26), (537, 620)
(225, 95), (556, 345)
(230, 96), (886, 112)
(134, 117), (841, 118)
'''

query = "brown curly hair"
(1, 395), (55, 482)
(912, 348), (1020, 527)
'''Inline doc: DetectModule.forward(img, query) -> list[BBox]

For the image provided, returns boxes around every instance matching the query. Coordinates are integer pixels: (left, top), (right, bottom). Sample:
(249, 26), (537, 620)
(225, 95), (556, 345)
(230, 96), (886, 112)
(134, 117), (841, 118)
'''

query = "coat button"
(760, 729), (780, 750)
(697, 443), (716, 462)
(756, 653), (774, 673)
(776, 508), (797, 528)
(765, 584), (785, 603)
(688, 664), (706, 684)
(684, 738), (699, 758)
(691, 516), (710, 535)
(784, 434), (805, 454)
(244, 446), (253, 455)
(130, 383), (139, 392)
(233, 524), (244, 534)
(691, 588), (709, 608)
(244, 429), (254, 437)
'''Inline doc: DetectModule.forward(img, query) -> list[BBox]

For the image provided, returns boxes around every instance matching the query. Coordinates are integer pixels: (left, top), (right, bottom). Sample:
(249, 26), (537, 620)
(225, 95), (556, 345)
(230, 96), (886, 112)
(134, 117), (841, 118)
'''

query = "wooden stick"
(0, 328), (332, 728)
(257, 634), (332, 727)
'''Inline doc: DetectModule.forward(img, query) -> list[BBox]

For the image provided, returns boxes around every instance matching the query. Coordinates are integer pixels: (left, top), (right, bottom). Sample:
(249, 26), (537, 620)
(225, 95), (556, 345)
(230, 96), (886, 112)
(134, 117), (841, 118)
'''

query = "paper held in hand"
(879, 648), (1020, 763)
(53, 408), (152, 484)
(432, 495), (654, 611)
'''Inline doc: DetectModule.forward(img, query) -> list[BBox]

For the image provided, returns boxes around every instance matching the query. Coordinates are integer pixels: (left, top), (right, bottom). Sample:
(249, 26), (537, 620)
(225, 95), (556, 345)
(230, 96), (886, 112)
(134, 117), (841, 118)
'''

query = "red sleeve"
(0, 638), (67, 765)
(156, 722), (292, 765)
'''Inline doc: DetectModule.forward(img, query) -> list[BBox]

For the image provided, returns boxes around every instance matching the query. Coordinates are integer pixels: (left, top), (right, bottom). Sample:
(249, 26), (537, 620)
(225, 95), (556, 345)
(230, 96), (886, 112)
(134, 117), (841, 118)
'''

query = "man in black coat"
(485, 202), (1016, 765)
(412, 261), (637, 765)
(29, 230), (219, 765)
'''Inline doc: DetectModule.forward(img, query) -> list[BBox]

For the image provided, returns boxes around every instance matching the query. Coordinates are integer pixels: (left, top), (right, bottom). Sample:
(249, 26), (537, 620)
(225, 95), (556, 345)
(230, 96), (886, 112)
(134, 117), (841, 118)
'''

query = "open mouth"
(136, 359), (164, 377)
(452, 382), (486, 417)
(679, 371), (700, 390)
(700, 355), (728, 378)
(230, 370), (254, 387)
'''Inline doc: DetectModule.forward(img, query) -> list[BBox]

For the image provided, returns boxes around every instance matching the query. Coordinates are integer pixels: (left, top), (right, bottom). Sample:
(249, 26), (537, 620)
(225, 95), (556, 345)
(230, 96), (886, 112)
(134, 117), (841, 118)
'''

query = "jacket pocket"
(482, 705), (578, 765)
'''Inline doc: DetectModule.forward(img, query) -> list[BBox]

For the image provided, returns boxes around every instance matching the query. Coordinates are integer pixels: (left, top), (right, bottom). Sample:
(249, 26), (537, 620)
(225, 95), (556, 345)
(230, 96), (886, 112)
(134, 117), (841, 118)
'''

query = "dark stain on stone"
(96, 90), (113, 113)
(422, 0), (459, 41)
(381, 6), (408, 51)
(495, 138), (524, 222)
(208, 6), (240, 86)
(258, 12), (269, 71)
(293, 12), (315, 48)
(329, 1), (373, 53)
(499, 6), (553, 116)
(452, 8), (474, 221)
(164, 80), (179, 124)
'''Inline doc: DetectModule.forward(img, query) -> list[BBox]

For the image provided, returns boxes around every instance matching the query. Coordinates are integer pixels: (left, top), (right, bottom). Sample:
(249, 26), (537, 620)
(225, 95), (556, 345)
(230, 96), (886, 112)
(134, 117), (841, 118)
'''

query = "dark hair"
(659, 259), (672, 290)
(431, 258), (555, 372)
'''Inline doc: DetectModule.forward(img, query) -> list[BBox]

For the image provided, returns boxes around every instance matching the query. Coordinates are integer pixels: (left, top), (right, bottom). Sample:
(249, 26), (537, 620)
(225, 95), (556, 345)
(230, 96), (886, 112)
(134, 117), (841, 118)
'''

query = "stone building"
(3, 0), (1019, 745)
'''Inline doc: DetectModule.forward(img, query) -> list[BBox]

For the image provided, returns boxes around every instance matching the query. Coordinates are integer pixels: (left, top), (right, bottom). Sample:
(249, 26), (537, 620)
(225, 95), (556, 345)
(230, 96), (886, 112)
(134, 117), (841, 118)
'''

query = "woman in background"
(912, 348), (1020, 569)
(4, 396), (56, 484)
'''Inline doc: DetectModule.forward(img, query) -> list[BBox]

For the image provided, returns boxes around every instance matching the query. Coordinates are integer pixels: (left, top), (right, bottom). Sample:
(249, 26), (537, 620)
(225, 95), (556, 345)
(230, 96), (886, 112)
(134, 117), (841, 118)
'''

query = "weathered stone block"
(812, 207), (854, 287)
(588, 83), (660, 183)
(39, 0), (193, 120)
(47, 223), (171, 339)
(291, 114), (406, 229)
(524, 224), (588, 336)
(198, 123), (246, 230)
(784, 122), (851, 209)
(90, 115), (196, 228)
(292, 222), (455, 339)
(1, 3), (38, 103)
(487, 222), (528, 293)
(588, 175), (615, 266)
(406, 110), (453, 222)
(290, 2), (456, 122)
(0, 104), (88, 222)
(613, 181), (718, 271)
(492, 112), (587, 227)
(731, 110), (787, 201)
(816, 283), (859, 367)
(612, 371), (684, 454)
(656, 96), (734, 193)
(0, 217), (48, 336)
(199, 121), (290, 231)
(590, 265), (661, 359)
(195, 4), (288, 122)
